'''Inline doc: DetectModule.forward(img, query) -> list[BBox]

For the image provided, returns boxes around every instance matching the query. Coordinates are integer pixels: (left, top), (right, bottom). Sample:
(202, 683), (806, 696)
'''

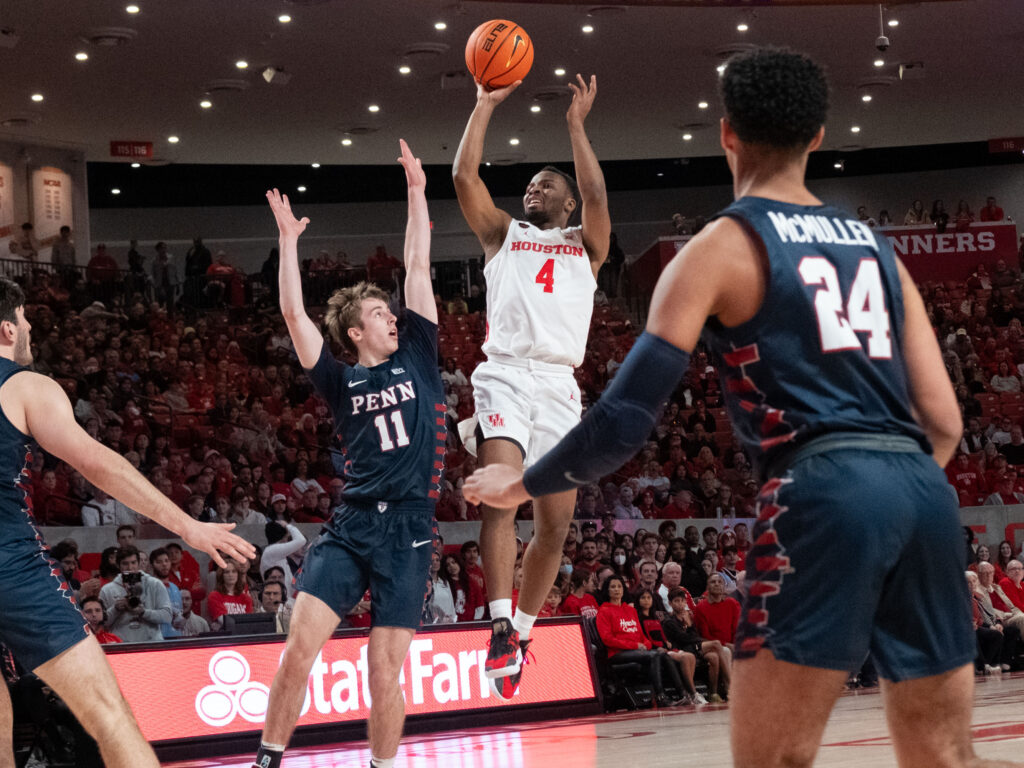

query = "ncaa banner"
(30, 166), (72, 245)
(105, 621), (596, 743)
(0, 163), (13, 241)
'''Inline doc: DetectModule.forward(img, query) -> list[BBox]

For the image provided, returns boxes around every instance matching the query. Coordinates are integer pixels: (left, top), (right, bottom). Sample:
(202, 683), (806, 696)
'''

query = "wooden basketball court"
(166, 672), (1024, 767)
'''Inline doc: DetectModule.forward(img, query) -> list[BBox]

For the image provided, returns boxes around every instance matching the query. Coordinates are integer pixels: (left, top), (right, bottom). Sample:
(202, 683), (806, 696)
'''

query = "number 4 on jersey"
(798, 256), (892, 359)
(535, 258), (555, 293)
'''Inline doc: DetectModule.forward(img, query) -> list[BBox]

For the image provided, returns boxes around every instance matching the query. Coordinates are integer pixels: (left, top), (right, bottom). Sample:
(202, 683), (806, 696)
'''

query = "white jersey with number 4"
(482, 219), (596, 367)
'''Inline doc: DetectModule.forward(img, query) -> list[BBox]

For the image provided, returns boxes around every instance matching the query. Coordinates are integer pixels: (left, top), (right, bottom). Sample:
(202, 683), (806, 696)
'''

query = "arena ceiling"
(0, 0), (1020, 168)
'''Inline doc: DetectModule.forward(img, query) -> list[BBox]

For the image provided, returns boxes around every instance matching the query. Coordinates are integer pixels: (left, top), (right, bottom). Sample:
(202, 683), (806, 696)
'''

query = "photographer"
(99, 546), (172, 642)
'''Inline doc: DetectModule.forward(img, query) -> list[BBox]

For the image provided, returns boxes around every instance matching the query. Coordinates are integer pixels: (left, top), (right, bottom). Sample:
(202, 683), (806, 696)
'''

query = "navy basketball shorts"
(0, 538), (89, 670)
(294, 500), (437, 630)
(736, 444), (976, 682)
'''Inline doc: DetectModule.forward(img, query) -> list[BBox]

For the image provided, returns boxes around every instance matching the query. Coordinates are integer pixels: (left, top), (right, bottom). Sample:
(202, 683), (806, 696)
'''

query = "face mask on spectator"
(560, 564), (573, 576)
(614, 554), (626, 565)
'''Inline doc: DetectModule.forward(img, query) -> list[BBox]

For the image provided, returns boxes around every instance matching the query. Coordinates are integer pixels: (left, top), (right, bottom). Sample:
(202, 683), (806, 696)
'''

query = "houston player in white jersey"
(453, 74), (610, 698)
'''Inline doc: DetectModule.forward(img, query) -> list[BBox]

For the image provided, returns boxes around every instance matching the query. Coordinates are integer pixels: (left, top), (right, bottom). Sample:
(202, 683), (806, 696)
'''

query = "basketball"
(465, 19), (533, 91)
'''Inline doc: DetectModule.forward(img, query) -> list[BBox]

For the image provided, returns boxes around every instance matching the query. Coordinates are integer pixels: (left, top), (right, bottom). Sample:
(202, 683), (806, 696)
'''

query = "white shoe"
(1000, 663), (1011, 672)
(693, 693), (708, 706)
(985, 664), (1001, 675)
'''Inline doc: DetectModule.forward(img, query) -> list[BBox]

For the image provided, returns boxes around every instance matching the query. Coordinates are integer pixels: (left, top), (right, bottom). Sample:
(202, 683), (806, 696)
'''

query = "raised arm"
(452, 82), (517, 259)
(896, 258), (962, 466)
(398, 139), (437, 323)
(266, 188), (323, 369)
(566, 75), (611, 274)
(14, 374), (255, 568)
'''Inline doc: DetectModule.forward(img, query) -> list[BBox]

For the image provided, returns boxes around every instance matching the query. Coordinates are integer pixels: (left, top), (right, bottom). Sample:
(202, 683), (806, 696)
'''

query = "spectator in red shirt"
(366, 244), (401, 290)
(595, 576), (688, 707)
(999, 560), (1024, 612)
(460, 540), (486, 602)
(208, 561), (253, 630)
(979, 196), (1005, 222)
(561, 569), (599, 618)
(969, 545), (1004, 583)
(80, 596), (121, 644)
(659, 488), (699, 519)
(536, 585), (563, 618)
(693, 573), (741, 647)
(574, 538), (602, 575)
(165, 542), (205, 603)
(86, 244), (118, 284)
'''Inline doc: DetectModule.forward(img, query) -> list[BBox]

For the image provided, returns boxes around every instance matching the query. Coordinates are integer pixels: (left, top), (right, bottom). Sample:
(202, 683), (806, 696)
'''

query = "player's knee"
(708, 654), (720, 668)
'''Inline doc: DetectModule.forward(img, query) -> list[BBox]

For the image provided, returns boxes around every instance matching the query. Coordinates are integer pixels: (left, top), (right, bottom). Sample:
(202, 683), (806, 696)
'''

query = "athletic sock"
(253, 743), (285, 768)
(512, 609), (537, 642)
(369, 756), (396, 768)
(489, 598), (512, 622)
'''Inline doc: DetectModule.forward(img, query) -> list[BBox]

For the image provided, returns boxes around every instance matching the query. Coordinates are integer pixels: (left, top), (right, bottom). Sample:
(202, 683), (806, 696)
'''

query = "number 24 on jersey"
(799, 256), (892, 359)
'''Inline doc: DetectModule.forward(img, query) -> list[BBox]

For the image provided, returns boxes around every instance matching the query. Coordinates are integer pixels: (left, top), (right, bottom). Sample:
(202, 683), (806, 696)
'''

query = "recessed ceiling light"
(888, 18), (899, 27)
(716, 64), (727, 75)
(509, 138), (520, 146)
(582, 24), (594, 33)
(398, 65), (411, 75)
(131, 162), (141, 168)
(682, 133), (693, 141)
(554, 68), (566, 76)
(125, 4), (140, 13)
(111, 188), (121, 195)
(851, 125), (861, 133)
(278, 14), (291, 24)
(30, 93), (43, 102)
(368, 104), (380, 113)
(235, 60), (248, 69)
(834, 162), (843, 169)
(199, 99), (212, 109)
(311, 162), (320, 168)
(698, 101), (709, 109)
(530, 104), (541, 113)
(862, 94), (873, 102)
(737, 22), (749, 32)
(168, 135), (179, 143)
(75, 51), (89, 62)
(341, 138), (352, 146)
(297, 186), (306, 192)
(873, 59), (885, 67)
(434, 21), (447, 30)
(657, 172), (664, 177)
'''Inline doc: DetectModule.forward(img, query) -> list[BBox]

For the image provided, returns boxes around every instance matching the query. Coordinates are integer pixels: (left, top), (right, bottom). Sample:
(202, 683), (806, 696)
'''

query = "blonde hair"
(323, 281), (391, 354)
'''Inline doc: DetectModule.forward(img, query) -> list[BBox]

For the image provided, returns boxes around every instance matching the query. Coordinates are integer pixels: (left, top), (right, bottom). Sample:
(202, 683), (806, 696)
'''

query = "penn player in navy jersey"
(254, 140), (443, 768)
(0, 278), (254, 768)
(467, 50), (1019, 768)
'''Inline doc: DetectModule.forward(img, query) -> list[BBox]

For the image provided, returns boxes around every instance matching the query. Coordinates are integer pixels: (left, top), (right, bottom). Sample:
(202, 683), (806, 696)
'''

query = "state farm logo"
(195, 651), (270, 727)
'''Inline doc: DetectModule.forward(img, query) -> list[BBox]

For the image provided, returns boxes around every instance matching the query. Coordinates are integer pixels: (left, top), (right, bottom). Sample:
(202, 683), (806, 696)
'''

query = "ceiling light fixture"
(368, 104), (380, 113)
(509, 138), (520, 145)
(278, 14), (291, 24)
(235, 60), (248, 69)
(168, 135), (179, 143)
(311, 162), (320, 168)
(434, 21), (447, 30)
(682, 133), (693, 141)
(554, 68), (566, 76)
(716, 64), (726, 75)
(199, 99), (212, 109)
(851, 125), (861, 133)
(125, 4), (140, 13)
(737, 22), (749, 32)
(297, 186), (306, 192)
(530, 105), (541, 113)
(30, 93), (43, 102)
(111, 188), (121, 195)
(75, 51), (89, 61)
(582, 24), (594, 33)
(873, 58), (885, 67)
(888, 18), (899, 27)
(698, 101), (709, 109)
(398, 64), (411, 75)
(341, 138), (352, 146)
(131, 162), (141, 168)
(862, 94), (873, 102)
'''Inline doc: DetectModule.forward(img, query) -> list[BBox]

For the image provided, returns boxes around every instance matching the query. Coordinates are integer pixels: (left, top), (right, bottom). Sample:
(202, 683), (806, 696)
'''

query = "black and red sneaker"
(488, 638), (532, 700)
(484, 618), (521, 683)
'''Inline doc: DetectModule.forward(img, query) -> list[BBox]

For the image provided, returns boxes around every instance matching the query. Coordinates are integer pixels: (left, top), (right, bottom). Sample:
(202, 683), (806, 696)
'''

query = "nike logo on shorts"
(349, 380), (367, 388)
(412, 539), (433, 548)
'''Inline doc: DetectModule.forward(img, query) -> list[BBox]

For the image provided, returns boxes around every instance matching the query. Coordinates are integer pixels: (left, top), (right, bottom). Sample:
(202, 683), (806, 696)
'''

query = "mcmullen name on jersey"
(767, 211), (877, 250)
(350, 381), (416, 415)
(508, 240), (586, 258)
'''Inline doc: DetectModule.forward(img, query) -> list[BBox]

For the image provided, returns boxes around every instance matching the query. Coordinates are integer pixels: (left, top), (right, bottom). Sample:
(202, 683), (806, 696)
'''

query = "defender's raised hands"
(266, 188), (310, 240)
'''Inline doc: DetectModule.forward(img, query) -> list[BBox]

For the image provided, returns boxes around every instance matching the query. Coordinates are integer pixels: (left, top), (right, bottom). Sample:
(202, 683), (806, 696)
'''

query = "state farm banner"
(880, 222), (1018, 282)
(105, 621), (596, 743)
(0, 163), (13, 242)
(30, 166), (72, 245)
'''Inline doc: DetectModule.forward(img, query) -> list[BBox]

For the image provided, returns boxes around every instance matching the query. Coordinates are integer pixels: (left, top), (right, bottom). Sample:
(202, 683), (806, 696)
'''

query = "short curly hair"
(323, 281), (391, 354)
(719, 47), (829, 150)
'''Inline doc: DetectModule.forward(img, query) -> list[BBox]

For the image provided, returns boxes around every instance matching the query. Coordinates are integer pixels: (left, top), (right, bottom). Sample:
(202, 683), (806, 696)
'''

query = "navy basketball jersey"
(702, 197), (927, 476)
(306, 309), (446, 504)
(0, 360), (37, 541)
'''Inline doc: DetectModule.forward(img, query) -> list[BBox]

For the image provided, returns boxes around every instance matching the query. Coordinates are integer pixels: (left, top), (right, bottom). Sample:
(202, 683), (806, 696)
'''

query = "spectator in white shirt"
(260, 521), (307, 590)
(82, 487), (139, 526)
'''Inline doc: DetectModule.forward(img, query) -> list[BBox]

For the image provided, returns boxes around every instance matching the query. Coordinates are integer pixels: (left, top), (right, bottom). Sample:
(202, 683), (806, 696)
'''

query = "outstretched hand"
(463, 464), (531, 508)
(266, 188), (310, 240)
(567, 74), (597, 125)
(397, 139), (425, 190)
(476, 79), (521, 107)
(181, 520), (257, 570)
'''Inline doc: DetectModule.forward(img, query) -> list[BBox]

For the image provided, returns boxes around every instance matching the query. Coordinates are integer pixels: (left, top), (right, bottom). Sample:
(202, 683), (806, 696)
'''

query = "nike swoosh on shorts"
(411, 539), (433, 548)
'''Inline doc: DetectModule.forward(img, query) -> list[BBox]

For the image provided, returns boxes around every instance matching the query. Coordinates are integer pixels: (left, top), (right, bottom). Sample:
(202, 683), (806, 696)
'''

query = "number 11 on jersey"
(374, 411), (410, 451)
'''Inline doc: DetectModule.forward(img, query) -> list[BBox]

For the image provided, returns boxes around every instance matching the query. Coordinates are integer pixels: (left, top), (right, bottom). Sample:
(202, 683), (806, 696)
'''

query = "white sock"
(489, 599), (512, 621)
(370, 757), (395, 768)
(512, 609), (537, 642)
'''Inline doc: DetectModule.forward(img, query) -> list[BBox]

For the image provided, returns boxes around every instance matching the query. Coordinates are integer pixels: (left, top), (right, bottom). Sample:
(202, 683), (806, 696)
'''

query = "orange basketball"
(465, 19), (533, 91)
